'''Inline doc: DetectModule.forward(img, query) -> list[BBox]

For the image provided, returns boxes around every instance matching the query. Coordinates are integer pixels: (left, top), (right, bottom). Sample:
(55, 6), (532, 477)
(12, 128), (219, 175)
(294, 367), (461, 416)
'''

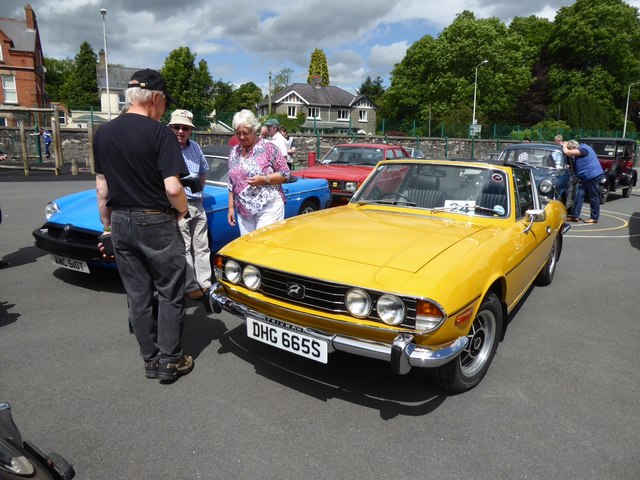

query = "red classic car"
(293, 143), (410, 205)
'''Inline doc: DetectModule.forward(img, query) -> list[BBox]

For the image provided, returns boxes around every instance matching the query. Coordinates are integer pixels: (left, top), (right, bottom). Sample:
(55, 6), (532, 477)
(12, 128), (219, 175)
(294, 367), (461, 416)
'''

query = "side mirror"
(523, 208), (545, 233)
(180, 175), (202, 193)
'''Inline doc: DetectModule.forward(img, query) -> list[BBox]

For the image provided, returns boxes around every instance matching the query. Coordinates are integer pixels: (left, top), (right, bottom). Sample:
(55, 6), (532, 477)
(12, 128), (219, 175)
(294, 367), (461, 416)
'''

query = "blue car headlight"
(44, 202), (60, 220)
(539, 179), (553, 194)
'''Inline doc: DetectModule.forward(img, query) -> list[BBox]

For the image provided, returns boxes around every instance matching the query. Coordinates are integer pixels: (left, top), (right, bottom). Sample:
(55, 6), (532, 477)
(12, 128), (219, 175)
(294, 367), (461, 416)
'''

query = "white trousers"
(238, 196), (285, 236)
(178, 201), (212, 291)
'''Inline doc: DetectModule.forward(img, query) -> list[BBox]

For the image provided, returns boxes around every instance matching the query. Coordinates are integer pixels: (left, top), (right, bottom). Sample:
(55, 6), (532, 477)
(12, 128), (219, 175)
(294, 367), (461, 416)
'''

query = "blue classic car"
(498, 143), (576, 209)
(33, 145), (331, 274)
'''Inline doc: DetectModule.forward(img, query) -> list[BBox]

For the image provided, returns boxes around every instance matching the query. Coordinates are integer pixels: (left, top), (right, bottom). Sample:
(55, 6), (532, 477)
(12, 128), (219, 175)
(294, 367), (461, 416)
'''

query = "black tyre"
(599, 183), (609, 204)
(426, 292), (503, 394)
(535, 235), (559, 286)
(298, 199), (317, 215)
(622, 184), (632, 198)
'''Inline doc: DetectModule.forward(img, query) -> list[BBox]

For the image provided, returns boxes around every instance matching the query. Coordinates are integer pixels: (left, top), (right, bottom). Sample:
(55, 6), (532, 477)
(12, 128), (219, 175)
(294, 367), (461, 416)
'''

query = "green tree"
(160, 46), (215, 127)
(60, 41), (99, 110)
(44, 57), (74, 102)
(547, 0), (640, 129)
(232, 82), (263, 111)
(272, 67), (294, 93)
(380, 11), (534, 134)
(212, 79), (236, 123)
(307, 49), (330, 86)
(358, 76), (385, 105)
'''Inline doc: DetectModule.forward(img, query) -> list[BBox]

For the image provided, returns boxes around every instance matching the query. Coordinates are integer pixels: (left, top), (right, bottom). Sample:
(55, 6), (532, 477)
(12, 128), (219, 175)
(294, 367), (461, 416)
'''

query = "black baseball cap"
(128, 69), (173, 105)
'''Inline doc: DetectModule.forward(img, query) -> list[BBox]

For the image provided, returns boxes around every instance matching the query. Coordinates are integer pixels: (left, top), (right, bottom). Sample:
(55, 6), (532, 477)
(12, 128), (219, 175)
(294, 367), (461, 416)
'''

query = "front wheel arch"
(425, 292), (503, 394)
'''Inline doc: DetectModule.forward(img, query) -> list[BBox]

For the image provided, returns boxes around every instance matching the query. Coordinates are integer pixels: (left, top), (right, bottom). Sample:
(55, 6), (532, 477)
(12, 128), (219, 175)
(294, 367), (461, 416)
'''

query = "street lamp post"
(472, 59), (488, 129)
(100, 8), (111, 120)
(622, 81), (640, 138)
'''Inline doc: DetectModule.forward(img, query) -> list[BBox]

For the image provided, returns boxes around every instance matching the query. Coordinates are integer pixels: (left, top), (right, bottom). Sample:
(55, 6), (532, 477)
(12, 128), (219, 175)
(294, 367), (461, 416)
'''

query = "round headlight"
(539, 179), (553, 194)
(242, 265), (261, 290)
(224, 260), (241, 284)
(345, 288), (372, 318)
(377, 294), (405, 325)
(44, 202), (60, 220)
(345, 182), (358, 192)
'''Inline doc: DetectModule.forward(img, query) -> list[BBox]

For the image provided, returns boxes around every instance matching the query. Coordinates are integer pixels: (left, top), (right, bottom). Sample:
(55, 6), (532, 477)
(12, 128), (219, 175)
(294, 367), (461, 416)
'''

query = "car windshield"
(205, 156), (228, 184)
(352, 162), (510, 218)
(321, 146), (384, 166)
(585, 141), (634, 159)
(501, 148), (563, 169)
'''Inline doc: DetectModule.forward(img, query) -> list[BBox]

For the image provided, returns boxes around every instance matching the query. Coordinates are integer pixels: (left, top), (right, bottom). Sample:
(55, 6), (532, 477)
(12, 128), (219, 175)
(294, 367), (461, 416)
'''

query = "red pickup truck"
(293, 143), (410, 205)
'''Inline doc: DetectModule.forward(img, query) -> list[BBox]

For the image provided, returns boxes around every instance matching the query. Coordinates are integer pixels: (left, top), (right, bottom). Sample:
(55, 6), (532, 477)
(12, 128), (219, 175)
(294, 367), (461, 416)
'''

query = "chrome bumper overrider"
(207, 286), (468, 375)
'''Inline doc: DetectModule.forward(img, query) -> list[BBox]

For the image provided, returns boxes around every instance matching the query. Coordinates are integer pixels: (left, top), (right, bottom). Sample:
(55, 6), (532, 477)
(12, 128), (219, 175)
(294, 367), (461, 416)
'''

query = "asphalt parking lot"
(1, 178), (639, 480)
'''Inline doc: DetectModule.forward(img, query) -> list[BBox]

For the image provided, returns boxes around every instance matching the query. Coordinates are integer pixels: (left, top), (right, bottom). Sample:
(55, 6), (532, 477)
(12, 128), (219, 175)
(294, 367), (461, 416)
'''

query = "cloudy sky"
(3, 0), (640, 93)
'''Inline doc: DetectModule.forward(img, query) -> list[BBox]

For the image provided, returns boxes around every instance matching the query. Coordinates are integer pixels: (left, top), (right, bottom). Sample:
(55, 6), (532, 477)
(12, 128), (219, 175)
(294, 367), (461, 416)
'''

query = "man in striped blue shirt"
(169, 109), (212, 300)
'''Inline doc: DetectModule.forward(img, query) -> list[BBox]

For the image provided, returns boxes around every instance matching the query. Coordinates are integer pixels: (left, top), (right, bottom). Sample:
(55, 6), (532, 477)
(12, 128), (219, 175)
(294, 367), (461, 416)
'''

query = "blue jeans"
(573, 175), (603, 221)
(111, 210), (186, 363)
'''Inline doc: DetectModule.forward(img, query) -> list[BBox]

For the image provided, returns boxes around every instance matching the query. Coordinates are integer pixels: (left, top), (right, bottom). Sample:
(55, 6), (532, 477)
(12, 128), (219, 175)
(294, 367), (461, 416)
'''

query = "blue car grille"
(257, 267), (417, 328)
(43, 222), (100, 248)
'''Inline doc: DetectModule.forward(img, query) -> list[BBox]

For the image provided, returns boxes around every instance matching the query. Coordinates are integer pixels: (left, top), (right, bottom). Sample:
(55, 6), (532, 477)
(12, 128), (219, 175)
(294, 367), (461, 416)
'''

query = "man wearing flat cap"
(168, 109), (212, 301)
(93, 68), (195, 383)
(264, 118), (289, 161)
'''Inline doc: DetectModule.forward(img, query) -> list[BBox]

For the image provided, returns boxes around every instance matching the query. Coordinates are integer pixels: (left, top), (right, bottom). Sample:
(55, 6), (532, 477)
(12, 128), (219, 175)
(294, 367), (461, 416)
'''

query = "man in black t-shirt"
(93, 69), (194, 383)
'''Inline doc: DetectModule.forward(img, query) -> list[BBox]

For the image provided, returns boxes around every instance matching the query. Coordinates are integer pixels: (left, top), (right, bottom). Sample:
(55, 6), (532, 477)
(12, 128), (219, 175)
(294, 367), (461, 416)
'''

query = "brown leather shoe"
(566, 216), (580, 222)
(584, 218), (598, 224)
(187, 288), (204, 300)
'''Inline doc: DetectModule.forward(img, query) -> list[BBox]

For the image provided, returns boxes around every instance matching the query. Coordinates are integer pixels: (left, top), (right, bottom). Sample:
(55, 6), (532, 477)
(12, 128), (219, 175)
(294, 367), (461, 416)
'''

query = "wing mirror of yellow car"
(523, 209), (545, 233)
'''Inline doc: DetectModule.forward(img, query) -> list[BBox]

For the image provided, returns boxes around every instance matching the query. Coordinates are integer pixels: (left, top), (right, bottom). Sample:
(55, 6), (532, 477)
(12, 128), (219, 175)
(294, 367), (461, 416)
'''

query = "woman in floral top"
(228, 109), (291, 235)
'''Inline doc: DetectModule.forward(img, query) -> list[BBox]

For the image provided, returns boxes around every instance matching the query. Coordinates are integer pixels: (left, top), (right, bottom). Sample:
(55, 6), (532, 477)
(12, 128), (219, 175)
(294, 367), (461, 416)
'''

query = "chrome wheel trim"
(459, 308), (497, 377)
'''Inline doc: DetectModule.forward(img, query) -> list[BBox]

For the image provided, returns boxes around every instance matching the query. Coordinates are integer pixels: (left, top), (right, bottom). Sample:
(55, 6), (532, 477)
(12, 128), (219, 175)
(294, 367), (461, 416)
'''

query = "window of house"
(1, 75), (17, 103)
(338, 109), (349, 121)
(0, 45), (3, 62)
(118, 94), (126, 112)
(288, 106), (297, 118)
(358, 110), (367, 122)
(58, 111), (66, 125)
(308, 107), (320, 119)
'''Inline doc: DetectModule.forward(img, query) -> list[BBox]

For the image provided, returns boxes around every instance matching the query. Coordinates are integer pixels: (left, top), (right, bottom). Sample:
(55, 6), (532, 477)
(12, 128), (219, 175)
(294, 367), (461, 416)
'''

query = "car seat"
(477, 177), (507, 212)
(406, 175), (446, 208)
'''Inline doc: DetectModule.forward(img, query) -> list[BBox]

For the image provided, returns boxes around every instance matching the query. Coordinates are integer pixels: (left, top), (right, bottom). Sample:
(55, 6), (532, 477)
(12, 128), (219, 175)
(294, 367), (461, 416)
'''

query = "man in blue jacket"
(563, 139), (604, 224)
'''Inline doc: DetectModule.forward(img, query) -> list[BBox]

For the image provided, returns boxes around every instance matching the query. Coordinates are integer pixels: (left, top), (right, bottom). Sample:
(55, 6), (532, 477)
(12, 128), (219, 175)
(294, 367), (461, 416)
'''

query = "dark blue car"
(498, 143), (576, 210)
(33, 145), (331, 274)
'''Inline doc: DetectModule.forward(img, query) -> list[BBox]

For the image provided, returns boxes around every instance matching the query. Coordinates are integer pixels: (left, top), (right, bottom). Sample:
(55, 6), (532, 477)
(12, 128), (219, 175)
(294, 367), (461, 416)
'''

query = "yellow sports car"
(208, 159), (569, 393)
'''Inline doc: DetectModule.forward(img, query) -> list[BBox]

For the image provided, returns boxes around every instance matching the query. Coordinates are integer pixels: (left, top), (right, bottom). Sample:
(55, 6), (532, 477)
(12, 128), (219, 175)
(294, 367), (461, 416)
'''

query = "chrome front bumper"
(207, 287), (468, 375)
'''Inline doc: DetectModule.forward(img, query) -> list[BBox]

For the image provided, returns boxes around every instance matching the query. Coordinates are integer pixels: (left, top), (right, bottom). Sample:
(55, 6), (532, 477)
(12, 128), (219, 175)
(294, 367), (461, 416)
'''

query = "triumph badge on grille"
(286, 283), (305, 299)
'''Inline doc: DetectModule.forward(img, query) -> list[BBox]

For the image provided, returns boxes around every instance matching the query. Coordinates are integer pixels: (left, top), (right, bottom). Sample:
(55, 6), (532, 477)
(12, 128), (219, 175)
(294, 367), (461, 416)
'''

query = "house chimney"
(24, 4), (37, 30)
(98, 49), (105, 67)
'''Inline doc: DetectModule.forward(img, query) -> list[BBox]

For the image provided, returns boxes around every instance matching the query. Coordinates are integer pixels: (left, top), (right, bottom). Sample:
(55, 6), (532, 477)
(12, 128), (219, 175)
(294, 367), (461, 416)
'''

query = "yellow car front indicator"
(415, 300), (445, 331)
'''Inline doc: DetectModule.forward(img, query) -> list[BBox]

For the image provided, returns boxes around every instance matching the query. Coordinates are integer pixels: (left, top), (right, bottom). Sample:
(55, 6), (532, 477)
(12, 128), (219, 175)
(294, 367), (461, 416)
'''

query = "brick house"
(256, 81), (377, 135)
(0, 4), (47, 126)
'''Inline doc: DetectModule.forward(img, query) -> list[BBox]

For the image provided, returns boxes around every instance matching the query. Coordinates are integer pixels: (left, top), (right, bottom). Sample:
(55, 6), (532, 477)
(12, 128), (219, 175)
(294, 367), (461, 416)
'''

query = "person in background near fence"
(279, 126), (296, 167)
(227, 110), (290, 235)
(264, 118), (289, 160)
(554, 134), (563, 145)
(42, 129), (52, 158)
(93, 68), (194, 383)
(168, 109), (212, 301)
(563, 139), (604, 224)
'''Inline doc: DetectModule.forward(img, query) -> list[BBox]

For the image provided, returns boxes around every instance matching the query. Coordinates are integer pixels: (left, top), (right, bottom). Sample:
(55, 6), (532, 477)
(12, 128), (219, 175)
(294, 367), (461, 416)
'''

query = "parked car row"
(32, 145), (331, 274)
(32, 136), (634, 393)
